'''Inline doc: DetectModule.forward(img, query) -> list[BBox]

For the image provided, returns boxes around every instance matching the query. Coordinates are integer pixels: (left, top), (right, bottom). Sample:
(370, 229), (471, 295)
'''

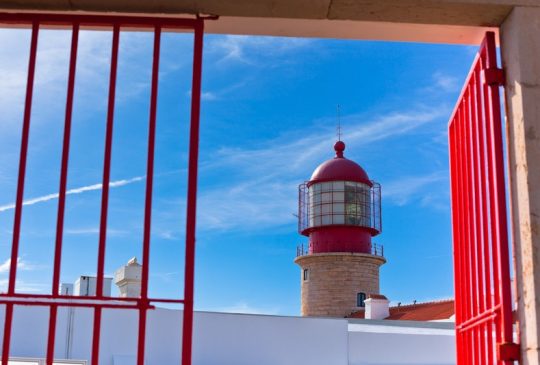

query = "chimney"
(115, 257), (142, 298)
(364, 294), (390, 320)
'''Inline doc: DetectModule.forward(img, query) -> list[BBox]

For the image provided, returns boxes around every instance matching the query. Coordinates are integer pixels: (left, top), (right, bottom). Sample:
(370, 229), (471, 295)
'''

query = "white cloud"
(0, 175), (145, 213)
(0, 257), (35, 273)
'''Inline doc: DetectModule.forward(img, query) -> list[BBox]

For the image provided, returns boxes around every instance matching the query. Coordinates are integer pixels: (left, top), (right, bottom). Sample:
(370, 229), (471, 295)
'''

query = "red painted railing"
(0, 12), (206, 365)
(448, 31), (519, 364)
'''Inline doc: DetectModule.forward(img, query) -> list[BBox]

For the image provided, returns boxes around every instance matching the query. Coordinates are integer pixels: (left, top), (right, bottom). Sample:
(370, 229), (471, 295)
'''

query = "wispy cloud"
(383, 172), (448, 207)
(209, 35), (312, 64)
(0, 176), (145, 213)
(206, 107), (446, 175)
(151, 271), (181, 283)
(432, 71), (460, 93)
(0, 29), (180, 131)
(0, 278), (47, 293)
(64, 227), (130, 236)
(186, 90), (218, 101)
(196, 106), (448, 231)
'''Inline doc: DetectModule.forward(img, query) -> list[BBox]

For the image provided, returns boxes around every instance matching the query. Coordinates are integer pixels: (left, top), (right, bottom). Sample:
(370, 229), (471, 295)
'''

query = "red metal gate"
(448, 31), (519, 364)
(0, 12), (207, 365)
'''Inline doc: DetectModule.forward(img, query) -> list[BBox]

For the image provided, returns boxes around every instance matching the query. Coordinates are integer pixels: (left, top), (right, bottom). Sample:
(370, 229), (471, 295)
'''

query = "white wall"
(193, 312), (348, 365)
(348, 320), (456, 365)
(0, 305), (455, 365)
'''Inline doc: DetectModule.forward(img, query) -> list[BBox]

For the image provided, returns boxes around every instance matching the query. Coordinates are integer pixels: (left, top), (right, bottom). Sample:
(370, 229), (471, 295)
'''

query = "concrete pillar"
(114, 257), (142, 298)
(501, 7), (540, 364)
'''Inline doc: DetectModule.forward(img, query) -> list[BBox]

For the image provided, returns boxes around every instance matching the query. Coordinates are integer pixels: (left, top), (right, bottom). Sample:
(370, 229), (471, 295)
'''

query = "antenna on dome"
(336, 104), (342, 141)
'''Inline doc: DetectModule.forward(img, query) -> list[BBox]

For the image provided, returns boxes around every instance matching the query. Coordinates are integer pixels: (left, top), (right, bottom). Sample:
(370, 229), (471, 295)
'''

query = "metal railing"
(296, 243), (384, 257)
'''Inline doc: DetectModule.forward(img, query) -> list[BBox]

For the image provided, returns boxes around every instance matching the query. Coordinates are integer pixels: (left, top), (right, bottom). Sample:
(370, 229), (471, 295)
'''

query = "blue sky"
(0, 28), (477, 315)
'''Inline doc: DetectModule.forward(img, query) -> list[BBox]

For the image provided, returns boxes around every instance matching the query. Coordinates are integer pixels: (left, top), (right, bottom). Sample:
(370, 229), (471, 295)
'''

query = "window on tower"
(357, 292), (366, 307)
(303, 269), (309, 281)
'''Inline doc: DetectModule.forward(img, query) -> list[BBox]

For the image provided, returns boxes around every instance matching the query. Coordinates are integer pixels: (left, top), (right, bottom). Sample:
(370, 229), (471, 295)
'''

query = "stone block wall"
(294, 252), (386, 317)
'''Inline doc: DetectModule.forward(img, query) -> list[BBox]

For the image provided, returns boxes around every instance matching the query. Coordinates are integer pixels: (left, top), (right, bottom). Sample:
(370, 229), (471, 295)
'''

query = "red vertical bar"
(91, 307), (102, 365)
(455, 125), (465, 365)
(91, 24), (120, 365)
(484, 32), (514, 355)
(484, 33), (514, 364)
(480, 49), (505, 365)
(2, 21), (39, 365)
(46, 23), (80, 365)
(449, 122), (463, 364)
(452, 117), (466, 365)
(455, 110), (466, 363)
(471, 67), (488, 365)
(137, 25), (162, 365)
(480, 50), (503, 364)
(182, 19), (204, 365)
(474, 51), (495, 365)
(465, 86), (481, 365)
(96, 24), (120, 299)
(457, 107), (471, 364)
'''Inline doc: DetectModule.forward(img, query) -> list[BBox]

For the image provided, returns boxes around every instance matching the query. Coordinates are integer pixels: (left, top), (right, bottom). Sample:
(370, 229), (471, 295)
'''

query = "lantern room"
(298, 141), (382, 254)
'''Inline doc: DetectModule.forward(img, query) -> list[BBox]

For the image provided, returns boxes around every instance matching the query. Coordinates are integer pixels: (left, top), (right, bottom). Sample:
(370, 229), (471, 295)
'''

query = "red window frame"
(448, 31), (519, 364)
(0, 12), (206, 365)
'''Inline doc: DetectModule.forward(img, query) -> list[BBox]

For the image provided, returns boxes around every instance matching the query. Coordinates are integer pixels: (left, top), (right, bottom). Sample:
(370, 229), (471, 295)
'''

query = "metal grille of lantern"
(0, 12), (209, 365)
(298, 181), (381, 235)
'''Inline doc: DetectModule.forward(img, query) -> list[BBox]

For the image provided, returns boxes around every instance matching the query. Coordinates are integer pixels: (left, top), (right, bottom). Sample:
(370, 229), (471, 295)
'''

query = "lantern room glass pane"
(333, 202), (344, 214)
(321, 204), (331, 214)
(333, 191), (344, 202)
(308, 180), (372, 229)
(333, 214), (345, 224)
(321, 192), (331, 203)
(321, 182), (332, 192)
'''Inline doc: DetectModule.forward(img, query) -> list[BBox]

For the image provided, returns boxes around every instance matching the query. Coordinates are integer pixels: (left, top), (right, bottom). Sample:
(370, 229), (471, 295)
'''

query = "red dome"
(309, 141), (372, 186)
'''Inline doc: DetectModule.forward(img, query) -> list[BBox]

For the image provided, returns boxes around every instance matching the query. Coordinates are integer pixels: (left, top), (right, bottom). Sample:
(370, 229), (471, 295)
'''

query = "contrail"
(0, 175), (145, 213)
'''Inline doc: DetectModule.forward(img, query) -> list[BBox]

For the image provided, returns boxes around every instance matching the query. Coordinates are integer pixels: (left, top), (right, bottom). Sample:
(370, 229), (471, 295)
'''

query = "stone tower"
(295, 140), (385, 317)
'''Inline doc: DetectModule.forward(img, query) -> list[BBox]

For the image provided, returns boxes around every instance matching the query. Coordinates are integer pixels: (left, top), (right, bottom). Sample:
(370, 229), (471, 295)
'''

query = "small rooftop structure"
(114, 257), (142, 298)
(73, 275), (112, 297)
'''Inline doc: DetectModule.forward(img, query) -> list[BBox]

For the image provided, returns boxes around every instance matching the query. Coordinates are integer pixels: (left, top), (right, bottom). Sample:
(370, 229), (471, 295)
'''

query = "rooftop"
(349, 299), (455, 321)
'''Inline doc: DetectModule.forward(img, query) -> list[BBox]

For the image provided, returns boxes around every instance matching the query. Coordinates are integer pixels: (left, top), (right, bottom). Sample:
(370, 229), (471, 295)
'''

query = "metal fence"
(0, 12), (207, 365)
(448, 31), (518, 364)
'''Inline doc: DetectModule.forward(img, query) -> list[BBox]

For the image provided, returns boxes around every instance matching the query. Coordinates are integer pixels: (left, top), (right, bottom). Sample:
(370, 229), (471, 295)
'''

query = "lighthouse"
(295, 140), (385, 317)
